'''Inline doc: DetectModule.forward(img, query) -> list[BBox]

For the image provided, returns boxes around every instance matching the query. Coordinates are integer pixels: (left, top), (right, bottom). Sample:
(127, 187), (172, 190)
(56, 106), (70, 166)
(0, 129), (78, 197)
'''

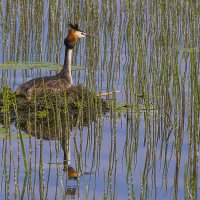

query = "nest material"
(0, 85), (108, 124)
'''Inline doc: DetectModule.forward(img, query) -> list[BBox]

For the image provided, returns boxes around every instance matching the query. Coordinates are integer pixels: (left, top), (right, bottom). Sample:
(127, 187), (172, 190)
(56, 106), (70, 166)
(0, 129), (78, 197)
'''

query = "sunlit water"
(0, 0), (200, 199)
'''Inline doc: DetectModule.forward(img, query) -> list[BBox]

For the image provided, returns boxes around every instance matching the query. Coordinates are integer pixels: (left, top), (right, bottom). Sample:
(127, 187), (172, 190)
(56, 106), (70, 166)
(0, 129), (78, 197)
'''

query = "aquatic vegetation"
(0, 127), (29, 139)
(0, 85), (108, 125)
(0, 0), (199, 199)
(0, 62), (85, 71)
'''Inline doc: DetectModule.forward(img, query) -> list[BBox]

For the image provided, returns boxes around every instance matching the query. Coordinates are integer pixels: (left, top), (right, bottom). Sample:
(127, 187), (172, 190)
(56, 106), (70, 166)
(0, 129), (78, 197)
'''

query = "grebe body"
(16, 24), (87, 97)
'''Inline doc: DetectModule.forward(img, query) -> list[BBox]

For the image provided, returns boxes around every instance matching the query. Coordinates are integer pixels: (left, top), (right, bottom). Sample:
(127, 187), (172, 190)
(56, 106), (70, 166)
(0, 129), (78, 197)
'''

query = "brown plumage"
(15, 76), (71, 96)
(16, 23), (88, 97)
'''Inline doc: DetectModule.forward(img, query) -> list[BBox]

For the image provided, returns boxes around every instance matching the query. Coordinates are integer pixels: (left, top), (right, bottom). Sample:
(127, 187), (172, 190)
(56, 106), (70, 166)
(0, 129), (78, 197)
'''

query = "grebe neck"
(58, 48), (73, 84)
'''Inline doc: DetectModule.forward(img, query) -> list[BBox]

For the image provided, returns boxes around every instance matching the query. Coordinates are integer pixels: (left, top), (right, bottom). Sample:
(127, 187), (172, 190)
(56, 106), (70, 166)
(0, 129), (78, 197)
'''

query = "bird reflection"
(18, 117), (80, 198)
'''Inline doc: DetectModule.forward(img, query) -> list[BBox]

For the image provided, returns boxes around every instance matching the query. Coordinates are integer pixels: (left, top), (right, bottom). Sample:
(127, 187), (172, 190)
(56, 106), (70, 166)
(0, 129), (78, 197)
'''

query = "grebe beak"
(79, 31), (98, 38)
(80, 31), (88, 37)
(84, 33), (98, 38)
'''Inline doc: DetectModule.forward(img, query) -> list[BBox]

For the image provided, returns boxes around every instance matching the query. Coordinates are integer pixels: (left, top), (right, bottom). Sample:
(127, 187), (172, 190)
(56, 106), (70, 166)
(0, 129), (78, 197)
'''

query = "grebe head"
(64, 23), (88, 49)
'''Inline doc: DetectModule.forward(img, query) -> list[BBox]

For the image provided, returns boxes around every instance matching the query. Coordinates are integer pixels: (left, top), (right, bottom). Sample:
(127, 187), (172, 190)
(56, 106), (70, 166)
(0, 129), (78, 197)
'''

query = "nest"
(0, 85), (108, 129)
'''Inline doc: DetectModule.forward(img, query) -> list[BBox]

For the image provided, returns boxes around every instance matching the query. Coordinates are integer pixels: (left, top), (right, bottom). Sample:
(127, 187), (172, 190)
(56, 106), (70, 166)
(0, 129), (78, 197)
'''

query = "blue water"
(0, 0), (200, 199)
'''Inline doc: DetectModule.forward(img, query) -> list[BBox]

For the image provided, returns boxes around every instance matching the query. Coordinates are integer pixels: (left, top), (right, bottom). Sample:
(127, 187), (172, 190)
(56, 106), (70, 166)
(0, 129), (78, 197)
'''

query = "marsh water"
(0, 0), (200, 199)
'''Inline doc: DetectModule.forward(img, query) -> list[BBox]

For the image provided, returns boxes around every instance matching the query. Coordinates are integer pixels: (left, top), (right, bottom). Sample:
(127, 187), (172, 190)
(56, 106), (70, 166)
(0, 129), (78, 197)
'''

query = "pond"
(0, 0), (200, 199)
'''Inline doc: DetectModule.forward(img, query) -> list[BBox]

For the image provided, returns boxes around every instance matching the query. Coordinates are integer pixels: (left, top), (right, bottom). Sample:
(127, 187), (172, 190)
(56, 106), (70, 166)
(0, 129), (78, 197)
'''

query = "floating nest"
(0, 85), (108, 132)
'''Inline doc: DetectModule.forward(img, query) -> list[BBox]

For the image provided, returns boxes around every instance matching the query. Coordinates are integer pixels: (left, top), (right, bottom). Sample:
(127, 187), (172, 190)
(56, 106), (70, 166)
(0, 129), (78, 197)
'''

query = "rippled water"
(0, 0), (200, 199)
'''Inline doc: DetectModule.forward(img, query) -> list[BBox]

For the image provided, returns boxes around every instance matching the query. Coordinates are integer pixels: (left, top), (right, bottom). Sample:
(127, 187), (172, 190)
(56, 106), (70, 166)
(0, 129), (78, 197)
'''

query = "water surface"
(0, 0), (200, 199)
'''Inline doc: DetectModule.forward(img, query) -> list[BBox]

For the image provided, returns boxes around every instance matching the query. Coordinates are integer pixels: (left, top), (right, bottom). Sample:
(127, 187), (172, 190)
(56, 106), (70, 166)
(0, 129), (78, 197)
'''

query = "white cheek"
(76, 31), (86, 38)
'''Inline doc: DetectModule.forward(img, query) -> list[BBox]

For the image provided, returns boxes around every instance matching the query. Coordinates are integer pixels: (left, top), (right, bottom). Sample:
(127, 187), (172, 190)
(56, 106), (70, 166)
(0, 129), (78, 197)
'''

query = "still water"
(0, 0), (200, 199)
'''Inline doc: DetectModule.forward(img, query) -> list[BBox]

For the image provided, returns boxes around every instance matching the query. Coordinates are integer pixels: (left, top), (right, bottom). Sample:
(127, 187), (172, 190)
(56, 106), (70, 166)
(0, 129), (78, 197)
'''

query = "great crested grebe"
(16, 23), (88, 97)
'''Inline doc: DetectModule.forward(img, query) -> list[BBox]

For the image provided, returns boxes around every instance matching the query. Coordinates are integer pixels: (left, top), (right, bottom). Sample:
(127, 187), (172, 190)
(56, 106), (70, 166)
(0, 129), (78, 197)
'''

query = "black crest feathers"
(67, 23), (80, 31)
